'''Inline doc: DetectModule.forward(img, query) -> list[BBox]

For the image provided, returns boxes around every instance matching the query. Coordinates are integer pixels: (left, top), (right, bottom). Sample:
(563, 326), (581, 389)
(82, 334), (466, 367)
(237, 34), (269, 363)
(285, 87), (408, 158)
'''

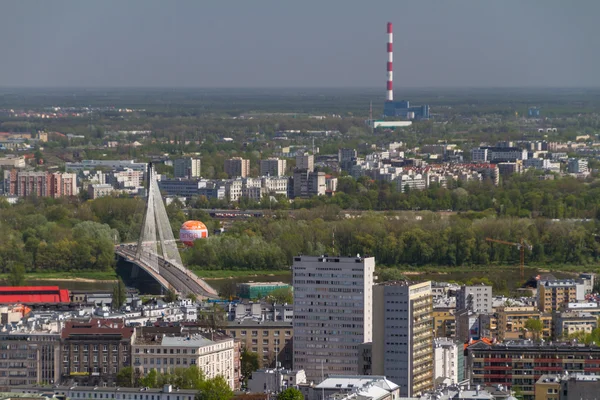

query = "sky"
(0, 0), (598, 88)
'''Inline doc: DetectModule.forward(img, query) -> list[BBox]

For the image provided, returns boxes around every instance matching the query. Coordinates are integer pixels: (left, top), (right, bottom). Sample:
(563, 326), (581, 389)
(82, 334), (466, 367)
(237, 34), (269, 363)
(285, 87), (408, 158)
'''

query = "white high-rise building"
(260, 158), (287, 177)
(174, 158), (201, 178)
(456, 284), (492, 314)
(372, 281), (434, 397)
(293, 255), (374, 382)
(433, 338), (462, 386)
(295, 153), (314, 172)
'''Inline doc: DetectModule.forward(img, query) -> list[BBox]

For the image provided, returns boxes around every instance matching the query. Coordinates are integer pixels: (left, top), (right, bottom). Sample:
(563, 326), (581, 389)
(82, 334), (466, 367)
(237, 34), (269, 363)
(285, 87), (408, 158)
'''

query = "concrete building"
(225, 320), (293, 369)
(65, 160), (147, 172)
(260, 158), (287, 177)
(456, 285), (492, 314)
(371, 281), (434, 397)
(106, 168), (144, 190)
(0, 155), (26, 169)
(174, 158), (201, 179)
(299, 375), (400, 400)
(293, 255), (374, 382)
(224, 157), (250, 178)
(292, 170), (325, 198)
(495, 306), (552, 341)
(247, 368), (307, 394)
(295, 154), (314, 172)
(433, 338), (463, 387)
(87, 183), (114, 199)
(567, 158), (588, 174)
(3, 170), (78, 198)
(396, 173), (427, 192)
(0, 330), (60, 387)
(338, 149), (358, 172)
(538, 280), (582, 313)
(13, 385), (197, 400)
(132, 328), (236, 390)
(554, 311), (598, 339)
(60, 319), (133, 386)
(466, 341), (600, 399)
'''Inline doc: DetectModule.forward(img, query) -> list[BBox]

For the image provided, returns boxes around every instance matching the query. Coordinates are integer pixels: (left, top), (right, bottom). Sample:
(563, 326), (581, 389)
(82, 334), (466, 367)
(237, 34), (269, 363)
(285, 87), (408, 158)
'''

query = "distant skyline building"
(224, 157), (250, 178)
(295, 153), (314, 172)
(174, 157), (201, 179)
(260, 157), (287, 177)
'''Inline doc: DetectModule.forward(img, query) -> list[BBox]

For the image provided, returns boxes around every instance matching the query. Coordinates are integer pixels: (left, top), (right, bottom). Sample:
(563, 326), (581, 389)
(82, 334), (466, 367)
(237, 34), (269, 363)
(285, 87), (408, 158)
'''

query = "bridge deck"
(116, 246), (219, 300)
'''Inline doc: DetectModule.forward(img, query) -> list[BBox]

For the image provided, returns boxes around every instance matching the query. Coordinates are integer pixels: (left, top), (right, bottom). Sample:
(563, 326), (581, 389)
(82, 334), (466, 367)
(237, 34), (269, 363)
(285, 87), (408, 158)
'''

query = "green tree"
(277, 388), (304, 400)
(116, 366), (134, 387)
(164, 287), (178, 303)
(198, 303), (227, 332)
(241, 349), (260, 385)
(139, 369), (159, 388)
(266, 287), (293, 304)
(7, 263), (26, 286)
(524, 318), (544, 341)
(112, 278), (127, 309)
(195, 376), (233, 400)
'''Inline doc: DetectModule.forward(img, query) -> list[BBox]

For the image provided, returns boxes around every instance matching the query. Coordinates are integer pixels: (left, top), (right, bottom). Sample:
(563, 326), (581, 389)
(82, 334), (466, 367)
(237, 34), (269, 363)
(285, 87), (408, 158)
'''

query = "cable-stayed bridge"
(115, 166), (218, 299)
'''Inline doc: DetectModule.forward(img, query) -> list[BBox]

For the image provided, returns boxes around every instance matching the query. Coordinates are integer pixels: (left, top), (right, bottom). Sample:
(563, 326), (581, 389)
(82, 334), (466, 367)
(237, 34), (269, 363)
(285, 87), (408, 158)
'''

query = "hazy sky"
(1, 0), (598, 88)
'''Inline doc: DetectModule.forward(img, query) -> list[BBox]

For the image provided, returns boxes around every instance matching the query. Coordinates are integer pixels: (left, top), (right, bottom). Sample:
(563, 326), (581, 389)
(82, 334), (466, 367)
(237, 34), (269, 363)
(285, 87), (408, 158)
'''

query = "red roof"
(0, 286), (70, 304)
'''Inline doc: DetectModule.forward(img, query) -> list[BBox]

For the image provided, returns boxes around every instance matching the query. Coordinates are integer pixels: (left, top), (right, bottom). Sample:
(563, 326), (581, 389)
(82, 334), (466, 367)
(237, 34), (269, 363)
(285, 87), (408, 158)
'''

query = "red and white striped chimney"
(386, 22), (393, 102)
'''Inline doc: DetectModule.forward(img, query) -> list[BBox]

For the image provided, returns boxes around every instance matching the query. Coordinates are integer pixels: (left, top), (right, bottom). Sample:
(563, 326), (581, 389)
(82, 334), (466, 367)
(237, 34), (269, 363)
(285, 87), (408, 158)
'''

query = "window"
(263, 331), (269, 336)
(74, 355), (79, 362)
(93, 355), (98, 363)
(241, 331), (246, 336)
(94, 345), (98, 352)
(103, 345), (108, 352)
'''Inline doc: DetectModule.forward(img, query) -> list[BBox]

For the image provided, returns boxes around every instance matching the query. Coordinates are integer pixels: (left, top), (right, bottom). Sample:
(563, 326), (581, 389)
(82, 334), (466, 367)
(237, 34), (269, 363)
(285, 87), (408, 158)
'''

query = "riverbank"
(2, 271), (119, 283)
(192, 269), (290, 279)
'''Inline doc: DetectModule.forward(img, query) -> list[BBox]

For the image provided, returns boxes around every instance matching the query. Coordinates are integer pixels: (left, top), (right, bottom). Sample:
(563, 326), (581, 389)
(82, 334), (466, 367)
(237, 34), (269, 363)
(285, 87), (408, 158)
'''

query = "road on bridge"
(116, 245), (219, 300)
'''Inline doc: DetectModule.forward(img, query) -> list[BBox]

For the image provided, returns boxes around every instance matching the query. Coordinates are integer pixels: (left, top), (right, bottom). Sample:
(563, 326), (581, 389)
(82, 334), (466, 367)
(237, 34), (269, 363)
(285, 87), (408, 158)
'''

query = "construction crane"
(485, 238), (533, 280)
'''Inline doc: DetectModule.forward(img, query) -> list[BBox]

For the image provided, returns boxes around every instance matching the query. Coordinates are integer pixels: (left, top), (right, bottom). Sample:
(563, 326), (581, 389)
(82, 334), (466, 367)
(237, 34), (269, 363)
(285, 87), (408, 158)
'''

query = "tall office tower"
(293, 255), (375, 383)
(372, 281), (434, 397)
(295, 153), (314, 172)
(224, 157), (250, 178)
(260, 158), (287, 177)
(174, 158), (201, 178)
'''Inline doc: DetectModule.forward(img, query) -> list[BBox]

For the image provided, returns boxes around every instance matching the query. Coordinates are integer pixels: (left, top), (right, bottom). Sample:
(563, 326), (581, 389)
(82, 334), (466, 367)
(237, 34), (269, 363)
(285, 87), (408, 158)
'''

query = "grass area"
(0, 270), (119, 281)
(191, 269), (290, 279)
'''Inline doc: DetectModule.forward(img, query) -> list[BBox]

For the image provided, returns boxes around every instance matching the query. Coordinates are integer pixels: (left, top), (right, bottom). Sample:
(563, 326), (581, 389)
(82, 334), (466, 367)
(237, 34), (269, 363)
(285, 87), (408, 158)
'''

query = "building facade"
(260, 158), (286, 177)
(132, 329), (235, 390)
(224, 157), (250, 178)
(466, 342), (600, 399)
(0, 331), (60, 388)
(174, 158), (201, 179)
(226, 320), (293, 370)
(456, 285), (492, 314)
(293, 255), (374, 382)
(60, 319), (133, 386)
(371, 281), (434, 397)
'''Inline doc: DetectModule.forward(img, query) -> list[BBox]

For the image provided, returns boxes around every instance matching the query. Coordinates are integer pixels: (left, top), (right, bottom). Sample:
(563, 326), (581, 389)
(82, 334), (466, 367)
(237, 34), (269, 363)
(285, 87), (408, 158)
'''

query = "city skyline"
(0, 0), (598, 88)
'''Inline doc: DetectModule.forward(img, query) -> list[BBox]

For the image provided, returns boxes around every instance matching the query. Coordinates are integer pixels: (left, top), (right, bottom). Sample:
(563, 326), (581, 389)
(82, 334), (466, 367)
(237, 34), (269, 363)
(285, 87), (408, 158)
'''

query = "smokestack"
(386, 22), (393, 102)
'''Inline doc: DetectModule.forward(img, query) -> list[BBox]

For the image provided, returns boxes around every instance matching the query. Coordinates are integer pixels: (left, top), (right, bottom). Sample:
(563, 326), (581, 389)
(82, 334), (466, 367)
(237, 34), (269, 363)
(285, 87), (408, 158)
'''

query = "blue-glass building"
(383, 100), (430, 119)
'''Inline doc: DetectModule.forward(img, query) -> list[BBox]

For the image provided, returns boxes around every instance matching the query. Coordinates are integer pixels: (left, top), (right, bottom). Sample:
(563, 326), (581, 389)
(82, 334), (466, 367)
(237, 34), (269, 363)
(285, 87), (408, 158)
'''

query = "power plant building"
(382, 22), (430, 120)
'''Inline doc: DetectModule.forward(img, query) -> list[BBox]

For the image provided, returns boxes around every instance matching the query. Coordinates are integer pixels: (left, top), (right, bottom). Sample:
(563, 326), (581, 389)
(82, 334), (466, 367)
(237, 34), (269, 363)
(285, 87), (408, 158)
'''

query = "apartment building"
(456, 285), (492, 314)
(554, 312), (598, 339)
(174, 158), (201, 179)
(495, 306), (552, 341)
(3, 170), (77, 198)
(260, 158), (286, 177)
(466, 341), (600, 399)
(224, 157), (250, 178)
(14, 385), (197, 400)
(0, 331), (60, 388)
(538, 280), (581, 313)
(88, 183), (114, 199)
(132, 328), (235, 390)
(225, 320), (293, 369)
(567, 158), (588, 174)
(295, 153), (314, 172)
(292, 170), (325, 198)
(371, 281), (434, 397)
(433, 338), (464, 386)
(293, 255), (374, 382)
(60, 319), (133, 386)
